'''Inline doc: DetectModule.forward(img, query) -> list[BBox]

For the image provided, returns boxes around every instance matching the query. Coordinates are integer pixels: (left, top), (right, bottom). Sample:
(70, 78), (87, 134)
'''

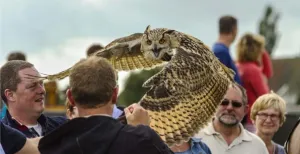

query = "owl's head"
(141, 25), (177, 61)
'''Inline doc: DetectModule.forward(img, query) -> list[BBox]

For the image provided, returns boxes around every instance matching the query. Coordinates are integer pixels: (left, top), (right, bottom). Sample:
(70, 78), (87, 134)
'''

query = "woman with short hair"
(250, 92), (286, 154)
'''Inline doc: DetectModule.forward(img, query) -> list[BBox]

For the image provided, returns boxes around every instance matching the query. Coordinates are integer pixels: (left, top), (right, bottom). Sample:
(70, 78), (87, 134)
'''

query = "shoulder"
(244, 130), (266, 147)
(45, 116), (68, 125)
(115, 125), (172, 153)
(241, 131), (269, 153)
(0, 122), (26, 154)
(120, 124), (159, 140)
(213, 43), (229, 52)
(274, 142), (285, 153)
(1, 116), (8, 124)
(238, 62), (261, 73)
(191, 137), (212, 154)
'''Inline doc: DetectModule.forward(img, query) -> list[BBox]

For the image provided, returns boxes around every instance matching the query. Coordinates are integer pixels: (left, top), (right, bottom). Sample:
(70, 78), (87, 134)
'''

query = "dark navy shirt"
(0, 122), (26, 154)
(2, 111), (67, 138)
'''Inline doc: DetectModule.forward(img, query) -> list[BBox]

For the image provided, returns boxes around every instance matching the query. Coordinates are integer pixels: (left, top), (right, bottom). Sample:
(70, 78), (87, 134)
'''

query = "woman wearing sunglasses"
(250, 92), (286, 154)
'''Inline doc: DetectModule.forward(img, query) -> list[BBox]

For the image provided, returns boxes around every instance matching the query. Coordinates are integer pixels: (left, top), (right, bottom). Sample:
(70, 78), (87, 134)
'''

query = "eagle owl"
(40, 25), (235, 147)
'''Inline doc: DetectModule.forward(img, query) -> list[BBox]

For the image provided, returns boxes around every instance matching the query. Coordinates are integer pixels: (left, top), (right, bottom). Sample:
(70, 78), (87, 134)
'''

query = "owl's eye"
(159, 39), (165, 44)
(146, 40), (152, 45)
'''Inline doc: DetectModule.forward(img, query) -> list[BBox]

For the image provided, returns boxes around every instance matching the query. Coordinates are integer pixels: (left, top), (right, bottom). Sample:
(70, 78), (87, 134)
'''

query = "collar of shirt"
(174, 138), (208, 154)
(112, 105), (123, 119)
(202, 121), (252, 142)
(4, 111), (47, 132)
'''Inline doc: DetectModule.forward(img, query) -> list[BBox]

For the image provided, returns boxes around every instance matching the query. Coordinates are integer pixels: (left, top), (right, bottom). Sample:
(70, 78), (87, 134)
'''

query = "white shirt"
(112, 105), (123, 119)
(195, 122), (268, 154)
(27, 123), (42, 136)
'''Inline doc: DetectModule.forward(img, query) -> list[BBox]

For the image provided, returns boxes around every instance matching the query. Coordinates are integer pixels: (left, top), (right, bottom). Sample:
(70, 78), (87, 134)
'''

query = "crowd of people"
(1, 15), (299, 154)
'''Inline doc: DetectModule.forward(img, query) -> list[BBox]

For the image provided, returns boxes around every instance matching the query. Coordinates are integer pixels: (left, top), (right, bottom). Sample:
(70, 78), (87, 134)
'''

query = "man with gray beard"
(195, 83), (268, 154)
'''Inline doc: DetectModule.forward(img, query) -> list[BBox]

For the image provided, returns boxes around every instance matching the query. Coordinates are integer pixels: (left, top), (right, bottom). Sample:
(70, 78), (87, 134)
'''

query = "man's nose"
(37, 84), (46, 94)
(265, 116), (272, 122)
(226, 103), (234, 110)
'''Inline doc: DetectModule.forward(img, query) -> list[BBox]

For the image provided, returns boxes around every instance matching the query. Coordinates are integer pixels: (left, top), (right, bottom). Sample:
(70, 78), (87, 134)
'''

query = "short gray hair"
(231, 83), (248, 105)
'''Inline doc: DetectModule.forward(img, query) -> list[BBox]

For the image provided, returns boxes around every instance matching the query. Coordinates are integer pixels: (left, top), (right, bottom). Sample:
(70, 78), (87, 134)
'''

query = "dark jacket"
(38, 115), (173, 154)
(1, 111), (66, 138)
(1, 122), (27, 154)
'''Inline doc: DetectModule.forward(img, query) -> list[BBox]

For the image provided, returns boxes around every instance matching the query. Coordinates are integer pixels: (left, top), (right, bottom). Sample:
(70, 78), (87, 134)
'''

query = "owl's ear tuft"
(144, 25), (151, 34)
(163, 29), (175, 35)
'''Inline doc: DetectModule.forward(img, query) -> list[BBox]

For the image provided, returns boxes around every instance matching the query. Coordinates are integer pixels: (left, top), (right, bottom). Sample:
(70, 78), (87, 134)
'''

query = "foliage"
(117, 67), (162, 107)
(258, 5), (280, 56)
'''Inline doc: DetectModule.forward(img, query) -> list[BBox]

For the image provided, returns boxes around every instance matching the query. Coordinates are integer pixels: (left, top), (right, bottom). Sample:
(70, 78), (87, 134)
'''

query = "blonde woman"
(236, 33), (269, 132)
(250, 92), (286, 154)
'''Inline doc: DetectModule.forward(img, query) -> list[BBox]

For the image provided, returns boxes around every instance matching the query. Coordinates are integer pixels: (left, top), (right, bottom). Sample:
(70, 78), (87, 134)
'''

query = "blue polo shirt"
(212, 43), (241, 84)
(174, 138), (212, 154)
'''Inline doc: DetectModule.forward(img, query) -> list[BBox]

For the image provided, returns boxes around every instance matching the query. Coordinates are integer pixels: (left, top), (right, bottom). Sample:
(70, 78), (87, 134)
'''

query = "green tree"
(258, 5), (280, 56)
(118, 67), (162, 107)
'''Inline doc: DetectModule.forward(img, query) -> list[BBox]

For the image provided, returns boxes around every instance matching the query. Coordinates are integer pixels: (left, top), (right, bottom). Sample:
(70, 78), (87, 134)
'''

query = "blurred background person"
(236, 33), (269, 132)
(253, 35), (274, 83)
(7, 51), (27, 61)
(250, 92), (286, 154)
(212, 15), (242, 85)
(86, 43), (104, 57)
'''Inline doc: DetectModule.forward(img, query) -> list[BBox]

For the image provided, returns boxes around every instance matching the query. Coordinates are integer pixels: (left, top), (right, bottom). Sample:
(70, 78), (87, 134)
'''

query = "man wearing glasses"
(195, 83), (268, 154)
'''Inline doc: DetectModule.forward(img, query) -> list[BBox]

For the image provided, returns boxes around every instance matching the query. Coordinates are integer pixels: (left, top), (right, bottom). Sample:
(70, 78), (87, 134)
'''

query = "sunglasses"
(220, 99), (243, 108)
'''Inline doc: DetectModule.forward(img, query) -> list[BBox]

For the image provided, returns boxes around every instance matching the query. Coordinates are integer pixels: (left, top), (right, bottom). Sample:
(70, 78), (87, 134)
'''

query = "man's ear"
(111, 87), (118, 104)
(4, 89), (16, 102)
(66, 89), (75, 106)
(244, 104), (249, 115)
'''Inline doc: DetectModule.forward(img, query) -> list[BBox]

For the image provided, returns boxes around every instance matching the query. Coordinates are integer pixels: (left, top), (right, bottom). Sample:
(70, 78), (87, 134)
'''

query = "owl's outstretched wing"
(139, 47), (233, 147)
(94, 33), (165, 71)
(35, 33), (165, 81)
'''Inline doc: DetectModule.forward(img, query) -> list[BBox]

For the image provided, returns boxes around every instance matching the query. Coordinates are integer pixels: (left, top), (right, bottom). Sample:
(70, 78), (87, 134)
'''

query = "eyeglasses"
(220, 99), (243, 108)
(256, 113), (280, 121)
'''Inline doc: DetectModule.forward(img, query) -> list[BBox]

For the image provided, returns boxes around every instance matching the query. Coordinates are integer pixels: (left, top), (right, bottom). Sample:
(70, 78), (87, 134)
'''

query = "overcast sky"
(1, 0), (299, 90)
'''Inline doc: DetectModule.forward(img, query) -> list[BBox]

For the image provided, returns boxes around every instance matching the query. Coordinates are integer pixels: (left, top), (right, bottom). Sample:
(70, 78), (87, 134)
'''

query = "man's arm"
(261, 51), (273, 79)
(125, 103), (150, 126)
(124, 104), (173, 153)
(1, 122), (26, 154)
(16, 138), (40, 154)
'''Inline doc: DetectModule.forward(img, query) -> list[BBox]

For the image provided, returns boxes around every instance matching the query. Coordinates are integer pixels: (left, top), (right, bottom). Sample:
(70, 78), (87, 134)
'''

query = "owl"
(39, 25), (235, 147)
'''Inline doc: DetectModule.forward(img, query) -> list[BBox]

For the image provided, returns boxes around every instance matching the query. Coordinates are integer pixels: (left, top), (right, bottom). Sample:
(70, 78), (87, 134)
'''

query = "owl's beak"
(152, 46), (161, 58)
(153, 51), (160, 57)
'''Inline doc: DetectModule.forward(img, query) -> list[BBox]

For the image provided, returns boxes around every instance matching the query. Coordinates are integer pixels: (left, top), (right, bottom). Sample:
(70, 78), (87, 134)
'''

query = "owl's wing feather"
(139, 47), (232, 146)
(94, 33), (165, 71)
(37, 33), (165, 81)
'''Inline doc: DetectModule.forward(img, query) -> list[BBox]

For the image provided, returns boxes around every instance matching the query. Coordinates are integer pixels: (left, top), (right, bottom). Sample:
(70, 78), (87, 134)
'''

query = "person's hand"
(28, 137), (41, 146)
(125, 103), (150, 126)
